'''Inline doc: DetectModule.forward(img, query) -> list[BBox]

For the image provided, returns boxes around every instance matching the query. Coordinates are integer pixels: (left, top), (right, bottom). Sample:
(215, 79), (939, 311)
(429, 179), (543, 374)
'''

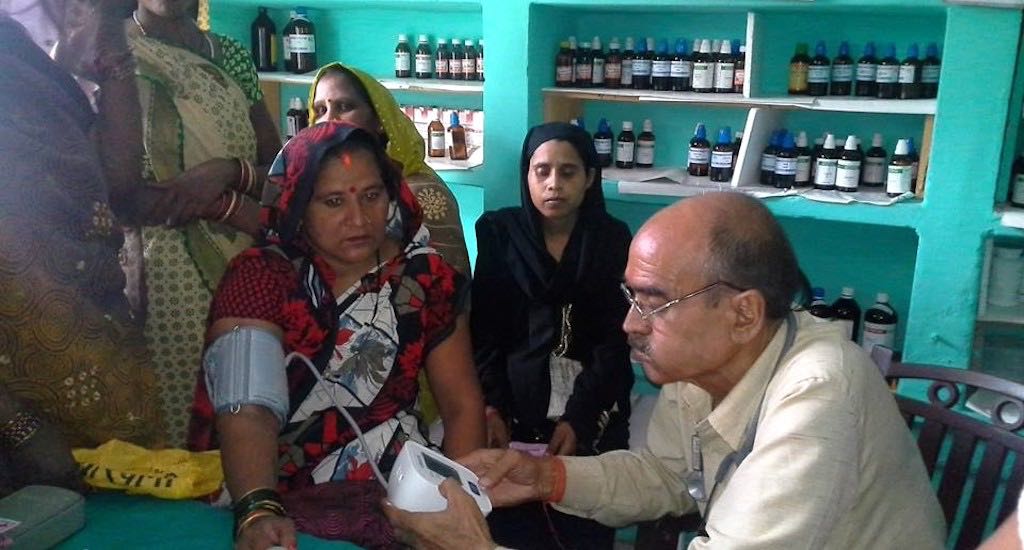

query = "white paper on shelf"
(799, 189), (913, 206)
(999, 206), (1024, 230)
(733, 184), (800, 199)
(615, 177), (734, 197)
(604, 167), (688, 183)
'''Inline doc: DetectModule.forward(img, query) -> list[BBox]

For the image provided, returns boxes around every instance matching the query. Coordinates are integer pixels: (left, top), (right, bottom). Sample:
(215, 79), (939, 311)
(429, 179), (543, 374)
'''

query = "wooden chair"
(878, 361), (1024, 549)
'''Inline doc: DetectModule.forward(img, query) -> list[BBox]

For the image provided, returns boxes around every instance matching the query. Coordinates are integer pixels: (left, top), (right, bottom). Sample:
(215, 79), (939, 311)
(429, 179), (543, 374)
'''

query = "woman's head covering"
(518, 122), (605, 242)
(308, 63), (431, 179)
(261, 121), (423, 249)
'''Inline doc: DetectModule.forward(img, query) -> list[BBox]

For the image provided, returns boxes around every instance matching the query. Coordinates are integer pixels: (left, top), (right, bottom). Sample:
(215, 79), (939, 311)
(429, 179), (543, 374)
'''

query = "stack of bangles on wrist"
(214, 190), (244, 222)
(0, 411), (42, 450)
(233, 158), (262, 198)
(232, 488), (286, 539)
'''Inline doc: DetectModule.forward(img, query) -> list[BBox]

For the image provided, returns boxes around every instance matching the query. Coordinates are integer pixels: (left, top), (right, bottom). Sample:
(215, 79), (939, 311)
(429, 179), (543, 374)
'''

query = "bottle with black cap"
(636, 119), (656, 168)
(616, 121), (636, 169)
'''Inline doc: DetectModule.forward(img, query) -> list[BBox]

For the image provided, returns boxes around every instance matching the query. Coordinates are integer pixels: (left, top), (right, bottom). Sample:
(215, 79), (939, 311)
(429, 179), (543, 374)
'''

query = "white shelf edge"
(542, 87), (935, 115)
(978, 303), (1024, 326)
(996, 205), (1024, 230)
(259, 72), (483, 94)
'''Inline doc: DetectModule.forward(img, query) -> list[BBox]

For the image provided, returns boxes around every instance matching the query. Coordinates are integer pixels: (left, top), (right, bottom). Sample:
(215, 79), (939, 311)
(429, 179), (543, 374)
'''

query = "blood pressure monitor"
(387, 442), (492, 515)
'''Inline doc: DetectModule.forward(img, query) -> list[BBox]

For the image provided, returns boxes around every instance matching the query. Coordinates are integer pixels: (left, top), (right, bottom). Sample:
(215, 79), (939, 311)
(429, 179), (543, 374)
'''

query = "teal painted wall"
(210, 0), (1024, 378)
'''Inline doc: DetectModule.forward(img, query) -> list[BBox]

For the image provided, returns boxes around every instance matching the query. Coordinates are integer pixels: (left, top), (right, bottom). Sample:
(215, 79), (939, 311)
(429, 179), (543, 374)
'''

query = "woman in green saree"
(125, 0), (281, 446)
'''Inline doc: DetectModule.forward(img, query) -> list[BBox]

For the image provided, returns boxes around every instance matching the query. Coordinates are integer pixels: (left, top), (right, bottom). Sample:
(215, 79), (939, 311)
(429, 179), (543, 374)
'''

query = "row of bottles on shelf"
(395, 35), (484, 81)
(252, 7), (318, 74)
(555, 36), (745, 93)
(760, 130), (919, 195)
(401, 106), (484, 161)
(808, 287), (899, 353)
(788, 41), (941, 99)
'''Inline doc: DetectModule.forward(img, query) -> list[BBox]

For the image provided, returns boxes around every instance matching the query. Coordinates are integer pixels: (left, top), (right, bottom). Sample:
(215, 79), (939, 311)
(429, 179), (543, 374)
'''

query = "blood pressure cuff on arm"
(203, 326), (290, 427)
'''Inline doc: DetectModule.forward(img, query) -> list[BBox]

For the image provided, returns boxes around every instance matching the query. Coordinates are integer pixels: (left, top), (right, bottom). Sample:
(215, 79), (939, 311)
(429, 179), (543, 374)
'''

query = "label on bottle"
(617, 141), (635, 163)
(429, 130), (445, 152)
(633, 58), (652, 77)
(415, 54), (432, 74)
(856, 62), (877, 81)
(775, 157), (797, 176)
(395, 51), (411, 72)
(652, 59), (671, 78)
(688, 146), (710, 166)
(636, 140), (655, 165)
(789, 63), (808, 91)
(592, 58), (605, 84)
(621, 59), (634, 85)
(886, 164), (913, 195)
(836, 319), (854, 340)
(595, 137), (612, 155)
(605, 62), (621, 80)
(556, 66), (573, 83)
(669, 60), (689, 78)
(714, 63), (734, 89)
(692, 62), (713, 89)
(1011, 174), (1024, 204)
(795, 155), (812, 182)
(760, 153), (776, 172)
(815, 158), (838, 186)
(576, 62), (592, 80)
(807, 65), (830, 83)
(898, 65), (916, 84)
(863, 157), (886, 184)
(286, 115), (299, 138)
(436, 59), (449, 76)
(832, 64), (853, 82)
(921, 65), (940, 84)
(876, 65), (899, 83)
(862, 320), (896, 353)
(450, 58), (463, 75)
(287, 34), (315, 54)
(836, 159), (861, 190)
(463, 58), (476, 77)
(711, 151), (733, 169)
(733, 68), (745, 89)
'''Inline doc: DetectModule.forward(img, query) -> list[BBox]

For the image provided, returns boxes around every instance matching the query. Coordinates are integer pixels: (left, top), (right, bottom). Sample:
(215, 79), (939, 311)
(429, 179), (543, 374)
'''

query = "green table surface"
(57, 492), (360, 549)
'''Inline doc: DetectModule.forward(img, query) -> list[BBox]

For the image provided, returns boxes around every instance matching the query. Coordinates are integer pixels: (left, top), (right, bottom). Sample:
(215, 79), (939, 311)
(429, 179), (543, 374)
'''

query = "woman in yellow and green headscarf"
(308, 63), (470, 276)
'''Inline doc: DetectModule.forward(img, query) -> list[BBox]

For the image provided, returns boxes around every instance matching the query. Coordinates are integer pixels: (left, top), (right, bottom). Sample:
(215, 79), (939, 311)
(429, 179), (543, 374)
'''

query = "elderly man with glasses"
(386, 192), (946, 550)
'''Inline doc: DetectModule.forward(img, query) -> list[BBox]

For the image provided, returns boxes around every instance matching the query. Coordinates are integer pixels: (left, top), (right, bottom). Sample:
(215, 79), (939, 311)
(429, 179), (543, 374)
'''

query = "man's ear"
(729, 289), (767, 344)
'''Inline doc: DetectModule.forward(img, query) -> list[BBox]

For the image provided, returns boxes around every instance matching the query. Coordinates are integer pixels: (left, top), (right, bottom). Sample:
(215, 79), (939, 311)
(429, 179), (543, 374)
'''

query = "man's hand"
(234, 514), (297, 550)
(458, 449), (556, 508)
(383, 479), (495, 550)
(546, 421), (577, 456)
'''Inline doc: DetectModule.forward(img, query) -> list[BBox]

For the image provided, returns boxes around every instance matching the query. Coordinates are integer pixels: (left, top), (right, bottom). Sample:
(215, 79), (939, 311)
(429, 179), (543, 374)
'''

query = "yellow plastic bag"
(72, 439), (223, 500)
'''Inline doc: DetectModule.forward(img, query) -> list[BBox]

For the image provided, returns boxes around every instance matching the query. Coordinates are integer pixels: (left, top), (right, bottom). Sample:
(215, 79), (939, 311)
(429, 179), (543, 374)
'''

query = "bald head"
(634, 192), (803, 319)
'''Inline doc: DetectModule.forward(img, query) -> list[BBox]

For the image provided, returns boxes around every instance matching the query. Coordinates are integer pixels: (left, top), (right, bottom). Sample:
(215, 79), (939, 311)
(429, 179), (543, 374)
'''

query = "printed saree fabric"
(129, 31), (260, 445)
(0, 17), (163, 447)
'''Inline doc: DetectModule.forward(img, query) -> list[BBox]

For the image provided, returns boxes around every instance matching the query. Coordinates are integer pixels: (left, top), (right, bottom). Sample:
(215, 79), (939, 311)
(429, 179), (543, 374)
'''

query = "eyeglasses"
(620, 280), (746, 322)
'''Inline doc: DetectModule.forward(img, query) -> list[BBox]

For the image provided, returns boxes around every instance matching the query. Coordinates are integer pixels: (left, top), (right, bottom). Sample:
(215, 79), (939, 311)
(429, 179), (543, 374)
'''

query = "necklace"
(132, 10), (214, 58)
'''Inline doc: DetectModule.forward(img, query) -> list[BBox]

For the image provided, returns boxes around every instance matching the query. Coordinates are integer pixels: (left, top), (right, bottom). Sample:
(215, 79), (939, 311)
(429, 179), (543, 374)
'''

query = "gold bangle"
(234, 509), (278, 539)
(217, 191), (239, 223)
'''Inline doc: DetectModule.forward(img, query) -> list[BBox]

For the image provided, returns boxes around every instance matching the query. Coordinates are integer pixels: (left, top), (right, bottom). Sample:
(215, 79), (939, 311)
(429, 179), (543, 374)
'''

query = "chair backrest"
(879, 361), (1024, 549)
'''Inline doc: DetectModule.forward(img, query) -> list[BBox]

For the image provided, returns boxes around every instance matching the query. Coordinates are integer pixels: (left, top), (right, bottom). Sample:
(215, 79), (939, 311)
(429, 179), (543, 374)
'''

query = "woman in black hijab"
(471, 122), (634, 549)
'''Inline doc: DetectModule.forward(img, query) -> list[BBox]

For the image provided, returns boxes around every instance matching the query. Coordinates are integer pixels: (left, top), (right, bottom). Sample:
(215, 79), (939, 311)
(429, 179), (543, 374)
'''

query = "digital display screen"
(423, 453), (461, 483)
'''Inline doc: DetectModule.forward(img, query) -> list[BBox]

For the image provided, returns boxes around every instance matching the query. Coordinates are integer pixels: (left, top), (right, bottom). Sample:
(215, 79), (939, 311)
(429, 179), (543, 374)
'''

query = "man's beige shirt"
(556, 311), (946, 549)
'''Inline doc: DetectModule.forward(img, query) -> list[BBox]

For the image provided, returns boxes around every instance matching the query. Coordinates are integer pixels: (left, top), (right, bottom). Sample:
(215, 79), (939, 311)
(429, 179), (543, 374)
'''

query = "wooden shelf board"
(259, 72), (483, 94)
(543, 87), (935, 114)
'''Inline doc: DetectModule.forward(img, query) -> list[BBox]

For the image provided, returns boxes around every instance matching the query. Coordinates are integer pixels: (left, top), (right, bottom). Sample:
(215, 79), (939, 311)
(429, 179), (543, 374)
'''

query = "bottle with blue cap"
(652, 39), (671, 91)
(808, 287), (836, 322)
(760, 130), (780, 186)
(774, 131), (798, 189)
(876, 43), (899, 99)
(856, 42), (878, 97)
(899, 43), (922, 99)
(670, 39), (692, 91)
(830, 41), (853, 96)
(569, 117), (585, 130)
(632, 38), (653, 90)
(807, 40), (830, 96)
(448, 111), (468, 160)
(283, 6), (316, 73)
(593, 118), (614, 167)
(710, 127), (735, 183)
(688, 123), (710, 177)
(921, 43), (941, 98)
